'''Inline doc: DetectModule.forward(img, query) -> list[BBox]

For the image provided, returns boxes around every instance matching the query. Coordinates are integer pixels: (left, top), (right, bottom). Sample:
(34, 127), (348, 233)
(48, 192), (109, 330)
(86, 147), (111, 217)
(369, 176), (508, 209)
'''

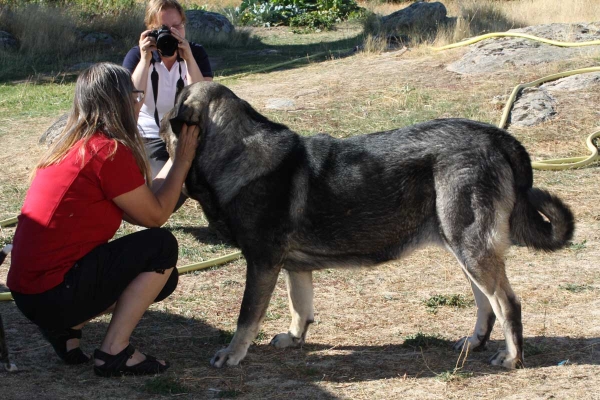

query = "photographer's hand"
(170, 29), (207, 84)
(139, 30), (157, 62)
(170, 29), (192, 62)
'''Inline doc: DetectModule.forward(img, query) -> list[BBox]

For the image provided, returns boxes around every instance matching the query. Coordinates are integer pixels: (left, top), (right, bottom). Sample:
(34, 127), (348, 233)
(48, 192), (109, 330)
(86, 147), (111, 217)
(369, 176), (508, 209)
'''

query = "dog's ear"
(168, 91), (205, 136)
(169, 113), (186, 136)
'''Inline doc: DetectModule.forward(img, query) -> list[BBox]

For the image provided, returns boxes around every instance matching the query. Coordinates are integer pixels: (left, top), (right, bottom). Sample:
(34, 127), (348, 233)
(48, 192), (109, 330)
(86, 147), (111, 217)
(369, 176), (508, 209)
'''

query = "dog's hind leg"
(450, 248), (524, 369)
(453, 279), (496, 352)
(438, 166), (523, 369)
(270, 270), (314, 349)
(211, 261), (282, 368)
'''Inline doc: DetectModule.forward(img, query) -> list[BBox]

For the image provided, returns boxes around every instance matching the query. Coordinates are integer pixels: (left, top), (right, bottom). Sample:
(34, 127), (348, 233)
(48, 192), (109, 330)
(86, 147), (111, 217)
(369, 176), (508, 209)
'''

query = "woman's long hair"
(34, 63), (151, 184)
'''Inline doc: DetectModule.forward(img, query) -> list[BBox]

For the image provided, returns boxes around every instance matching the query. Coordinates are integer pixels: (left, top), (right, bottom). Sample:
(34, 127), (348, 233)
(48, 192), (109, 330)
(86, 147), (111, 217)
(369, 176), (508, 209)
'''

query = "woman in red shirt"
(7, 62), (199, 377)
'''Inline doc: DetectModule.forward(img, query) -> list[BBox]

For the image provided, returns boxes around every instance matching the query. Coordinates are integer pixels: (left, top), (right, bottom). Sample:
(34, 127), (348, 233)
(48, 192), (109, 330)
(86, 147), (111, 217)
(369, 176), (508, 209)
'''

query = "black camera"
(148, 25), (179, 57)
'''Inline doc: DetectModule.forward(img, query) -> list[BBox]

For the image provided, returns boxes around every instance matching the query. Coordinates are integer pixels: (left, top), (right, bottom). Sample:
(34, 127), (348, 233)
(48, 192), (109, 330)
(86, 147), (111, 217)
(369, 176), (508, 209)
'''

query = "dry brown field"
(1, 2), (599, 399)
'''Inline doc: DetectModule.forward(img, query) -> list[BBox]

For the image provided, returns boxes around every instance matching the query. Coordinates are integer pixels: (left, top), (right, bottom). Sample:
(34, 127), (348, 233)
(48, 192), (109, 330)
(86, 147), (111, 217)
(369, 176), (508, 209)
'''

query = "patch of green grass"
(559, 283), (594, 293)
(424, 294), (473, 313)
(265, 310), (282, 321)
(402, 332), (449, 349)
(568, 240), (587, 251)
(142, 376), (188, 396)
(436, 369), (473, 382)
(0, 81), (74, 119)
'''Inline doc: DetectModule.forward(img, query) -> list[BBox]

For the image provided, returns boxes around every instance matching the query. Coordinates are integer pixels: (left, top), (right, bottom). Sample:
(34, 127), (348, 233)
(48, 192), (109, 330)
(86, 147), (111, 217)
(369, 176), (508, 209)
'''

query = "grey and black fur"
(160, 82), (574, 369)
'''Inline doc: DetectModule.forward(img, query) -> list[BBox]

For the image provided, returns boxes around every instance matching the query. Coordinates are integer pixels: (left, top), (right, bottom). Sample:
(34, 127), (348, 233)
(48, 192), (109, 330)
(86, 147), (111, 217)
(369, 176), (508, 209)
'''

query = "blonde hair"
(34, 63), (151, 184)
(144, 0), (186, 29)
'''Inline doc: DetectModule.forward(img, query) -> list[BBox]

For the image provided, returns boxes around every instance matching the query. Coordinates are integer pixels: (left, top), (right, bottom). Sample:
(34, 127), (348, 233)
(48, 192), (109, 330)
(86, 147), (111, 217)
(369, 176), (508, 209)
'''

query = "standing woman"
(7, 63), (199, 377)
(124, 0), (212, 198)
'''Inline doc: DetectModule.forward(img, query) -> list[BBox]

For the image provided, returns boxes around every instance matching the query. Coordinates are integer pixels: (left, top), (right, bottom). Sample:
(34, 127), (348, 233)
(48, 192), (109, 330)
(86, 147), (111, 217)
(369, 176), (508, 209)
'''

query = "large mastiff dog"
(160, 82), (574, 369)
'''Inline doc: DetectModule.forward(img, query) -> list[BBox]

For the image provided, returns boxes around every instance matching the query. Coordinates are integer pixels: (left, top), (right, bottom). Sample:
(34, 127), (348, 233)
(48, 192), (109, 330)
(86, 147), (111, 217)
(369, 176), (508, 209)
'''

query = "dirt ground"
(1, 33), (599, 399)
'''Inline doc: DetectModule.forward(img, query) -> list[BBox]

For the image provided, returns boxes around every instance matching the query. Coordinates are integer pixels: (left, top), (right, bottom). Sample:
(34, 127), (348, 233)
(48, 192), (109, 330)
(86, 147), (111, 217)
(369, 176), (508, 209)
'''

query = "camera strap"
(149, 55), (185, 128)
(176, 60), (184, 100)
(150, 58), (160, 128)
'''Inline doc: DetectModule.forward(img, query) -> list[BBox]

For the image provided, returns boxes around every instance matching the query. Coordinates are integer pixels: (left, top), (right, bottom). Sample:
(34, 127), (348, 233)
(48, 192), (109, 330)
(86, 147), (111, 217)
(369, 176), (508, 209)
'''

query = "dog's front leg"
(210, 262), (281, 368)
(270, 270), (314, 348)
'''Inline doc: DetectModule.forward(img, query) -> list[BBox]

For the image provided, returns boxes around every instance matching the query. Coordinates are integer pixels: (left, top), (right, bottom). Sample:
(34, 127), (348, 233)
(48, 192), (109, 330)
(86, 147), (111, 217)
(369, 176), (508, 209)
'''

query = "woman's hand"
(114, 124), (199, 227)
(139, 30), (157, 61)
(173, 123), (200, 166)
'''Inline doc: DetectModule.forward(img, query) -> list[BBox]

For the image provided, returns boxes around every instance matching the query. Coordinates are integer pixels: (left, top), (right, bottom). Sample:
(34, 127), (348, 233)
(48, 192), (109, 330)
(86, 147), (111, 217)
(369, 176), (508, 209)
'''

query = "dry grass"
(364, 0), (600, 48)
(366, 0), (600, 24)
(1, 2), (600, 398)
(188, 0), (242, 10)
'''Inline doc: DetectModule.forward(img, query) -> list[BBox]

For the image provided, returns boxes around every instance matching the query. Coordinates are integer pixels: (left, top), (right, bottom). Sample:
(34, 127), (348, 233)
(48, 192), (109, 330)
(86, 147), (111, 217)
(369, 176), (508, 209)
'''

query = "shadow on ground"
(1, 299), (597, 399)
(208, 32), (366, 79)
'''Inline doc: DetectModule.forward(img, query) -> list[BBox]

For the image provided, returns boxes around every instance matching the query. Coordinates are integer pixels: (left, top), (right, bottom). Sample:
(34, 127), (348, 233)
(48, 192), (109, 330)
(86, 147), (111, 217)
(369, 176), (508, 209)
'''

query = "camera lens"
(155, 27), (179, 57)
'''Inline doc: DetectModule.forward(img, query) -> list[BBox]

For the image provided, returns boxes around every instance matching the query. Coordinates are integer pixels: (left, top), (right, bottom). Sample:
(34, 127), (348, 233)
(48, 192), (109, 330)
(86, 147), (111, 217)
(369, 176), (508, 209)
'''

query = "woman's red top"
(7, 133), (145, 294)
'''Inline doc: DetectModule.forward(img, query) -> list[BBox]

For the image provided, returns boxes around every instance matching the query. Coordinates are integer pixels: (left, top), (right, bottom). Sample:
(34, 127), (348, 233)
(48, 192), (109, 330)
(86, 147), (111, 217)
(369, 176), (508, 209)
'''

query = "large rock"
(381, 2), (450, 34)
(39, 113), (68, 146)
(542, 71), (600, 92)
(447, 22), (600, 75)
(507, 72), (600, 127)
(0, 30), (18, 51)
(81, 32), (114, 46)
(510, 88), (556, 127)
(185, 10), (234, 35)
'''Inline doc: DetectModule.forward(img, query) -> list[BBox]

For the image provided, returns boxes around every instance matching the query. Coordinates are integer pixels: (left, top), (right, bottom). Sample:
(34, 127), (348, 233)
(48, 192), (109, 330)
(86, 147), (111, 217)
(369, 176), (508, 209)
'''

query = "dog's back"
(284, 118), (573, 270)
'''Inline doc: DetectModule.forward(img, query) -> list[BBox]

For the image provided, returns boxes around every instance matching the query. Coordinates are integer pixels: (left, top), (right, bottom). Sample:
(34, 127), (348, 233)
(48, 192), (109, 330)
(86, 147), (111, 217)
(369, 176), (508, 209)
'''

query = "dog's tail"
(0, 244), (12, 265)
(492, 128), (575, 252)
(510, 188), (574, 251)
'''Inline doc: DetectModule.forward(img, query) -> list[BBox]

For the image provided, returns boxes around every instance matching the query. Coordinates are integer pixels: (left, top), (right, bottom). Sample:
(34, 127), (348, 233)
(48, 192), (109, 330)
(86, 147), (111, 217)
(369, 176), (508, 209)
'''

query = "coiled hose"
(434, 32), (600, 170)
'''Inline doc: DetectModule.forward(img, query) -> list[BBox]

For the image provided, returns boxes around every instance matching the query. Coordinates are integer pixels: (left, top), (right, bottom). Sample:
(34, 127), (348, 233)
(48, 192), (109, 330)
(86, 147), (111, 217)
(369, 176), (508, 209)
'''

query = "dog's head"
(159, 81), (234, 158)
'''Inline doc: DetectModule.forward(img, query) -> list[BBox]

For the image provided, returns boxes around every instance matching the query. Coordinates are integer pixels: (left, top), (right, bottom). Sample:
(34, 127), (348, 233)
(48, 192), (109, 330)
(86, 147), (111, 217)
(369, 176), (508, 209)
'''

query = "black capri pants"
(12, 228), (179, 330)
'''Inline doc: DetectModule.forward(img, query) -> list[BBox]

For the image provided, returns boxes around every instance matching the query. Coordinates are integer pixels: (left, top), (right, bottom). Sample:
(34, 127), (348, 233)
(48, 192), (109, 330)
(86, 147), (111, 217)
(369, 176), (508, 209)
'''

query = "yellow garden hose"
(431, 32), (600, 51)
(0, 292), (13, 302)
(0, 217), (17, 227)
(434, 32), (600, 170)
(498, 66), (600, 170)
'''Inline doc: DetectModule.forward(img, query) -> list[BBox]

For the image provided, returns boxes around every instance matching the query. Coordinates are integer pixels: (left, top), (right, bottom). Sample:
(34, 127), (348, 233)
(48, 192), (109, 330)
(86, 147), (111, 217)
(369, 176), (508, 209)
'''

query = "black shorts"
(12, 228), (179, 330)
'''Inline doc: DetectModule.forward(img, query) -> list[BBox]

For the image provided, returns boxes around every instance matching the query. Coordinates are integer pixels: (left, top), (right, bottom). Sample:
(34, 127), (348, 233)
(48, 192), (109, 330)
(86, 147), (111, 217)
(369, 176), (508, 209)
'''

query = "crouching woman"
(7, 62), (198, 377)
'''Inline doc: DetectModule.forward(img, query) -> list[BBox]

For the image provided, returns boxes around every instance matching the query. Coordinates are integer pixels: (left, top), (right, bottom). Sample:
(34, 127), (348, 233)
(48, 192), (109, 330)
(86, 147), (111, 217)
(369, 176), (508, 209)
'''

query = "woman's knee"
(154, 267), (179, 302)
(142, 228), (179, 271)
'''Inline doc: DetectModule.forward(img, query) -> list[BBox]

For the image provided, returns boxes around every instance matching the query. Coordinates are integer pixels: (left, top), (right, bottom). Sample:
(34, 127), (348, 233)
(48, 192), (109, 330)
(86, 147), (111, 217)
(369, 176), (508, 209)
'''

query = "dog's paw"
(210, 347), (246, 368)
(270, 332), (301, 349)
(453, 336), (486, 352)
(489, 350), (524, 369)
